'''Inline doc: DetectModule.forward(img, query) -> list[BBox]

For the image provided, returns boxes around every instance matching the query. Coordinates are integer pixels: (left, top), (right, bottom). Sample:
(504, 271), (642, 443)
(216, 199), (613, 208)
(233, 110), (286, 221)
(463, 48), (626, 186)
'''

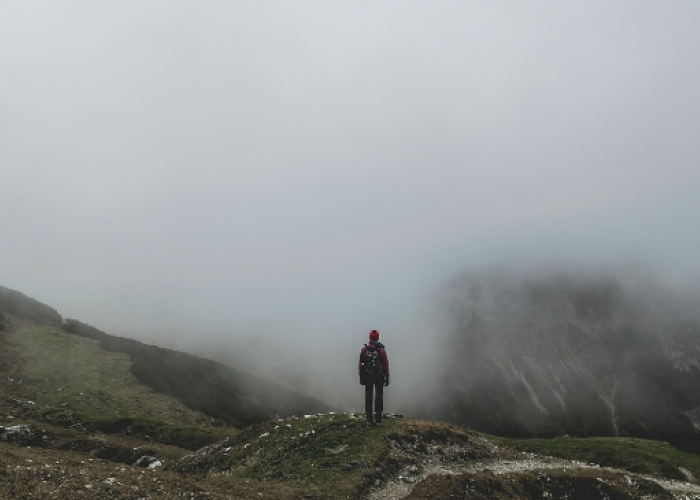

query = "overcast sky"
(2, 2), (700, 406)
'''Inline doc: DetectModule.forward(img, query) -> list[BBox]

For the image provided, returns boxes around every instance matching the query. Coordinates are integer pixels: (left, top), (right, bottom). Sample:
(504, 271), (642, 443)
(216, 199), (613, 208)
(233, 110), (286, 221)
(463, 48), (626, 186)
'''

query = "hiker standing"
(359, 329), (390, 426)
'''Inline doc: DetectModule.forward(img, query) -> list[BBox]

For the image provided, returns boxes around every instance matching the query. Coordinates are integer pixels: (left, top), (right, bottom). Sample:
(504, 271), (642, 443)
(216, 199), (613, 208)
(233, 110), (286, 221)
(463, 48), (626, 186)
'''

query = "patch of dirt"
(653, 478), (700, 498)
(405, 468), (676, 500)
(368, 433), (700, 500)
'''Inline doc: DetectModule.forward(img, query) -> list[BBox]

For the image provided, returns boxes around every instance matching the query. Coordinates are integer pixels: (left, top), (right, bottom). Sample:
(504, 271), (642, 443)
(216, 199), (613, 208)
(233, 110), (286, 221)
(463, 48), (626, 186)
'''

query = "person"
(359, 329), (390, 426)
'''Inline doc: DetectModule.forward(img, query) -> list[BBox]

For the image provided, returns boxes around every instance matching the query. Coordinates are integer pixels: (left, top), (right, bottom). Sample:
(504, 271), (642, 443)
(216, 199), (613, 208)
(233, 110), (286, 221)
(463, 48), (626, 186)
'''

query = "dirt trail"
(369, 455), (591, 500)
(651, 478), (700, 498)
(367, 435), (700, 500)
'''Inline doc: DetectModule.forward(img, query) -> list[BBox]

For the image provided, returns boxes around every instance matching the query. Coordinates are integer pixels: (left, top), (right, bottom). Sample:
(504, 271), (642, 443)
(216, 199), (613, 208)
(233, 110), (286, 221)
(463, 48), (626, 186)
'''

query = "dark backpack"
(361, 344), (383, 377)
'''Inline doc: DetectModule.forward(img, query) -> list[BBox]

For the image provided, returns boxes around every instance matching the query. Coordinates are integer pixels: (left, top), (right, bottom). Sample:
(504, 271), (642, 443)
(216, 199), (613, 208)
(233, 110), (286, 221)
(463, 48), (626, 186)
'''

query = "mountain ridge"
(417, 270), (700, 450)
(3, 281), (700, 498)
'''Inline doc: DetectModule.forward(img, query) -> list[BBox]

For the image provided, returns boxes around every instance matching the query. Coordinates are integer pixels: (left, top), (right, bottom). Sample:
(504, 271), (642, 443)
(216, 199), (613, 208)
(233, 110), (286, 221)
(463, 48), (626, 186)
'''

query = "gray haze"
(2, 2), (700, 410)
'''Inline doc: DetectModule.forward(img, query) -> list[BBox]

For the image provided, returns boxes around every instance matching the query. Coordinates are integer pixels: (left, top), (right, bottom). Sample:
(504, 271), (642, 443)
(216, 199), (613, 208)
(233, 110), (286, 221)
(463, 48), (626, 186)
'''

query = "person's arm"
(381, 348), (390, 386)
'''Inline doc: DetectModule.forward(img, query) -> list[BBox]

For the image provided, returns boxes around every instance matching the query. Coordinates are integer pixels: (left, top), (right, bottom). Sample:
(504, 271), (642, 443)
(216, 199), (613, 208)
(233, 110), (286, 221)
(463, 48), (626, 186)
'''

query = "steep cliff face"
(424, 271), (700, 441)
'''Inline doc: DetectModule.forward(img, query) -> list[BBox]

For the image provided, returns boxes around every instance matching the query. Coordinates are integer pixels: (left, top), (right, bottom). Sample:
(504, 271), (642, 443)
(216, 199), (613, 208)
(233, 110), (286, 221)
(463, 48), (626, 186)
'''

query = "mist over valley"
(4, 273), (700, 499)
(3, 1), (700, 497)
(5, 262), (700, 447)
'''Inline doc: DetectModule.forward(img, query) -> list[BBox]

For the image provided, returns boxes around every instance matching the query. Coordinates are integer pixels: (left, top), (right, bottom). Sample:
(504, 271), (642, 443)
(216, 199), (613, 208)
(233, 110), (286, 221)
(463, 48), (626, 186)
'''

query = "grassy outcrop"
(171, 412), (493, 499)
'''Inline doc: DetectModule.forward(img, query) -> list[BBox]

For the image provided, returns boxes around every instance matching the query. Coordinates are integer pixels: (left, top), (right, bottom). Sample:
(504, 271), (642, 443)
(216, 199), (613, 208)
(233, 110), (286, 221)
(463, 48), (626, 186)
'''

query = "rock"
(133, 455), (158, 468)
(0, 424), (34, 443)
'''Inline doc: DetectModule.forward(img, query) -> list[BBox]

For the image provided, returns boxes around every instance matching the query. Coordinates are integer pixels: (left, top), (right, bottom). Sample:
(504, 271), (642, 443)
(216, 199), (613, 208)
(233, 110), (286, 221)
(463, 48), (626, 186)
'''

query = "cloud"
(1, 1), (700, 407)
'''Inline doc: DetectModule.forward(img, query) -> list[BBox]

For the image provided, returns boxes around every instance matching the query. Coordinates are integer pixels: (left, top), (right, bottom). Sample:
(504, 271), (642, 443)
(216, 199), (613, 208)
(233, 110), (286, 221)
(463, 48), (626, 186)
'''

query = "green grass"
(205, 413), (400, 498)
(489, 434), (700, 482)
(29, 407), (233, 450)
(6, 312), (700, 498)
(2, 318), (217, 426)
(174, 413), (481, 499)
(61, 318), (330, 426)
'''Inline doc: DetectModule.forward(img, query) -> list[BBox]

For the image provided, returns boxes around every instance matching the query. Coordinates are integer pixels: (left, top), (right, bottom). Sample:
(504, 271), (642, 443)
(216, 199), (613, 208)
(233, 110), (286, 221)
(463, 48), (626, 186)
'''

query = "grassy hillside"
(2, 316), (215, 426)
(2, 283), (700, 498)
(3, 407), (700, 499)
(0, 281), (328, 427)
(61, 318), (330, 426)
(2, 320), (700, 497)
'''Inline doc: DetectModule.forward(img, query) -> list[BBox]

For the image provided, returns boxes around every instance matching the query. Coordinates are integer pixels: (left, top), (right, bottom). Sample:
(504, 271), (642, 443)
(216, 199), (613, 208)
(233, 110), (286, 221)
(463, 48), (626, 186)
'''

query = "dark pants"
(364, 376), (384, 423)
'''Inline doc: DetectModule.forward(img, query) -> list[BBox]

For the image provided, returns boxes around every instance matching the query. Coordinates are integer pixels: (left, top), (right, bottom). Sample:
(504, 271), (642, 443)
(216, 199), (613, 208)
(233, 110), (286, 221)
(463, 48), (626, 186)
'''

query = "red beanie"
(369, 330), (379, 341)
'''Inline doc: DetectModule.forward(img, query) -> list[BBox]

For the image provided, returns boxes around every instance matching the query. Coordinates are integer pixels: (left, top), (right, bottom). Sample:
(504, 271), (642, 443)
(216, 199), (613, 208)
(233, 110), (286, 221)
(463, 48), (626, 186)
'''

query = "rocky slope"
(419, 270), (700, 447)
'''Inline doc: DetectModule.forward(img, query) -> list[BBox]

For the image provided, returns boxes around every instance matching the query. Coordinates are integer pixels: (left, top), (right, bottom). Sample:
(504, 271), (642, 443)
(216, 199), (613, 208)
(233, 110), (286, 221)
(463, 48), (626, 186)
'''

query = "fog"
(2, 2), (700, 412)
(415, 262), (700, 437)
